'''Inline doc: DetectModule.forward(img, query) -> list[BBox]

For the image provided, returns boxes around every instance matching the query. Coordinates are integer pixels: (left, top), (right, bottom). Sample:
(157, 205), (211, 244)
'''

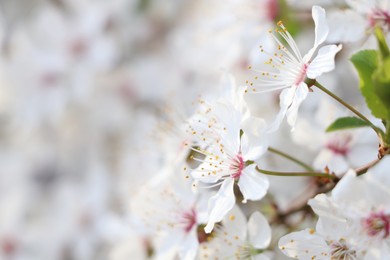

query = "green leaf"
(373, 57), (390, 114)
(351, 50), (389, 120)
(326, 117), (371, 132)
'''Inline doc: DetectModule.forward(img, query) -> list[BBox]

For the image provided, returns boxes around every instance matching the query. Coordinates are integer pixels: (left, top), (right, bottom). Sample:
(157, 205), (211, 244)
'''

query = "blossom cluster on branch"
(0, 0), (389, 259)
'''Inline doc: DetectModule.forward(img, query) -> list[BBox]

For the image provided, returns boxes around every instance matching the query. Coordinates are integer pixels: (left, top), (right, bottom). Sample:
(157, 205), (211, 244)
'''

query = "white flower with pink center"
(327, 0), (390, 43)
(247, 5), (341, 131)
(279, 229), (360, 260)
(280, 157), (390, 259)
(188, 77), (269, 233)
(199, 206), (272, 260)
(292, 100), (378, 177)
(191, 131), (269, 234)
(131, 166), (209, 260)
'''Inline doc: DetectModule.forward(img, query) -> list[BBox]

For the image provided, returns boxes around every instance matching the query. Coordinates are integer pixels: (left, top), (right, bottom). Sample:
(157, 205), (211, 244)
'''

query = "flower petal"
(238, 164), (269, 202)
(248, 211), (271, 249)
(222, 205), (247, 239)
(306, 44), (342, 79)
(313, 149), (349, 177)
(178, 226), (199, 260)
(286, 82), (309, 130)
(241, 117), (269, 161)
(312, 5), (329, 50)
(279, 229), (331, 259)
(327, 9), (366, 43)
(267, 87), (295, 132)
(204, 178), (235, 233)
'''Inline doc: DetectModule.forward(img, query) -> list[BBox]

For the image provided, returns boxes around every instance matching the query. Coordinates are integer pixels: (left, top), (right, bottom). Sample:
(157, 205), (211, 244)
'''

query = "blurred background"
(0, 0), (344, 259)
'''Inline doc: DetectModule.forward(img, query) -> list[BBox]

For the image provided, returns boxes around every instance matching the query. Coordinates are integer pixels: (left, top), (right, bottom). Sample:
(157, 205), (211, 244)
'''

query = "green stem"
(313, 81), (383, 138)
(385, 121), (390, 146)
(268, 147), (314, 171)
(256, 167), (336, 179)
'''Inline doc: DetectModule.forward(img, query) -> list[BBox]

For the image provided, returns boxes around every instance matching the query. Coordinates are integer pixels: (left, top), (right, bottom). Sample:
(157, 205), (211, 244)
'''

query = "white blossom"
(248, 5), (341, 131)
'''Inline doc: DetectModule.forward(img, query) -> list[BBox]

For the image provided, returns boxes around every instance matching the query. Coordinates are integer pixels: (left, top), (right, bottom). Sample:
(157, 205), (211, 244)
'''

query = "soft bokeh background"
(0, 0), (352, 259)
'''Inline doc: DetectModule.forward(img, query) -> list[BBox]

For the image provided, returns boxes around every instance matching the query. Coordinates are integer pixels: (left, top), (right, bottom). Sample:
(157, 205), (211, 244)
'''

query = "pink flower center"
(294, 63), (308, 85)
(326, 134), (352, 156)
(266, 0), (279, 22)
(230, 153), (245, 179)
(182, 208), (197, 234)
(363, 211), (390, 238)
(369, 9), (390, 29)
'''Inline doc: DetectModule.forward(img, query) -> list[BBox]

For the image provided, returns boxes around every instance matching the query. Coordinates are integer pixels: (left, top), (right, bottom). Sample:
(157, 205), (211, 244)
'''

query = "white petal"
(253, 254), (271, 260)
(267, 87), (294, 132)
(213, 101), (242, 153)
(280, 85), (296, 107)
(315, 216), (350, 239)
(312, 5), (329, 50)
(178, 227), (199, 260)
(241, 132), (268, 161)
(331, 170), (363, 203)
(154, 233), (182, 260)
(267, 104), (287, 133)
(240, 118), (269, 161)
(248, 212), (271, 249)
(313, 149), (349, 176)
(286, 83), (309, 130)
(308, 194), (346, 222)
(204, 178), (235, 233)
(306, 44), (342, 79)
(222, 205), (247, 239)
(327, 9), (366, 43)
(241, 116), (267, 138)
(238, 164), (269, 202)
(279, 229), (330, 260)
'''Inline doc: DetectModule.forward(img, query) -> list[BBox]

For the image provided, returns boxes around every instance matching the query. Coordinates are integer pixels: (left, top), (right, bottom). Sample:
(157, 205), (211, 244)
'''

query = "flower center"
(369, 9), (390, 29)
(266, 0), (279, 22)
(294, 63), (308, 85)
(329, 239), (356, 260)
(363, 211), (390, 238)
(230, 153), (244, 179)
(325, 134), (352, 156)
(182, 208), (197, 234)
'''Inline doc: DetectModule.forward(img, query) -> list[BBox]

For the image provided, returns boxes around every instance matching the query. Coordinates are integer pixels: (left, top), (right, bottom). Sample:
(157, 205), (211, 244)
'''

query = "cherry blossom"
(188, 76), (269, 233)
(247, 5), (341, 131)
(280, 158), (390, 259)
(199, 206), (272, 260)
(327, 0), (390, 43)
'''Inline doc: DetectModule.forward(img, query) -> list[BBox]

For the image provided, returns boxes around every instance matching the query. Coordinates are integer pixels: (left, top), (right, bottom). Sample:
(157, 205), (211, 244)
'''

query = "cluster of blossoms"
(280, 157), (390, 259)
(118, 2), (390, 259)
(0, 0), (390, 259)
